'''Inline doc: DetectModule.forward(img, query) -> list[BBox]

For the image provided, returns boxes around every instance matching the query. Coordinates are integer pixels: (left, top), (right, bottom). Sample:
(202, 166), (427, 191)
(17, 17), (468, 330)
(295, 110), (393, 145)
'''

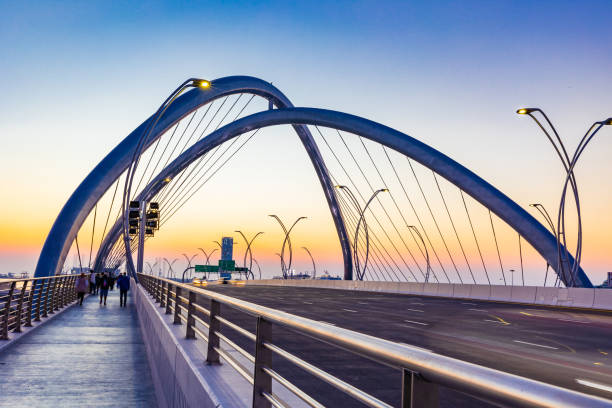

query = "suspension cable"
(87, 204), (97, 269)
(460, 190), (491, 285)
(432, 172), (475, 284)
(488, 209), (506, 285)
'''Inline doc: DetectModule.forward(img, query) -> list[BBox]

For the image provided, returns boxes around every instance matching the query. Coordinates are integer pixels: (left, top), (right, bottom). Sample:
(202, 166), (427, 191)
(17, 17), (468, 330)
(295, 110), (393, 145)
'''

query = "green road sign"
(195, 265), (218, 272)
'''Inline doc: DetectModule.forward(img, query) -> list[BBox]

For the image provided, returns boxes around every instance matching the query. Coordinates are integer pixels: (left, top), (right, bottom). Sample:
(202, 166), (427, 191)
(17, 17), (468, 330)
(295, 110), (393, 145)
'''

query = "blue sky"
(1, 1), (611, 282)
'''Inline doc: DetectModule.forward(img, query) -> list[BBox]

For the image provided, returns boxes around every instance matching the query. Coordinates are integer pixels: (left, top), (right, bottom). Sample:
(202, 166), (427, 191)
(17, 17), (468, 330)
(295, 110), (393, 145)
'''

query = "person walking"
(75, 272), (89, 306)
(99, 272), (110, 305)
(117, 273), (130, 307)
(95, 273), (101, 295)
(89, 271), (96, 294)
(109, 273), (116, 291)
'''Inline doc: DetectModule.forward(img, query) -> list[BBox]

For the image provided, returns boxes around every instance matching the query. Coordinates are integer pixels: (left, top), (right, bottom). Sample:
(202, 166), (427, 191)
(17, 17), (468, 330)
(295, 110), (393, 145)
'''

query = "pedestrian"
(75, 272), (89, 306)
(95, 273), (101, 295)
(117, 272), (130, 307)
(109, 273), (116, 291)
(99, 272), (110, 305)
(89, 271), (96, 294)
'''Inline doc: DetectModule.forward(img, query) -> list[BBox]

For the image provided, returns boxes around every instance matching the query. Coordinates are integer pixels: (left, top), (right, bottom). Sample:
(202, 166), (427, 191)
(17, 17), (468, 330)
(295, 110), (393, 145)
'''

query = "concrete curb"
(245, 280), (612, 311)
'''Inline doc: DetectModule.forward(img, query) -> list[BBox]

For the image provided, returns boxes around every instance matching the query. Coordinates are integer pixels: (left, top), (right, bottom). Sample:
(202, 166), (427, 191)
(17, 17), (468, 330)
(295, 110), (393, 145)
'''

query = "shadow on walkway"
(0, 287), (157, 407)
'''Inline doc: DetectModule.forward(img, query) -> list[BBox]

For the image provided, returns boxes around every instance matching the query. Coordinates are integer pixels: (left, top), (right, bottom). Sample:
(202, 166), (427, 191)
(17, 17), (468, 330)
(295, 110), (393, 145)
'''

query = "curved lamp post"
(269, 215), (307, 279)
(301, 246), (317, 279)
(198, 247), (218, 265)
(163, 257), (178, 279)
(122, 78), (211, 283)
(408, 225), (430, 283)
(182, 253), (197, 281)
(235, 230), (264, 280)
(336, 187), (387, 280)
(518, 109), (611, 285)
(529, 203), (556, 286)
(252, 258), (262, 280)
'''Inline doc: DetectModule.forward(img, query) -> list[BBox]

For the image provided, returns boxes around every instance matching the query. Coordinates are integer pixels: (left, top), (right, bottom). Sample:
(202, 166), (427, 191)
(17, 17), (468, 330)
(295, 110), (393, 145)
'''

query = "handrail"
(137, 274), (612, 408)
(1, 274), (79, 340)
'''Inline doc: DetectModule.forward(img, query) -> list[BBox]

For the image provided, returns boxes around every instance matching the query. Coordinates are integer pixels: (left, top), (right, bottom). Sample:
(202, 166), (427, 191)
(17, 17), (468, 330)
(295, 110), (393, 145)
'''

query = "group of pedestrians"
(74, 271), (131, 307)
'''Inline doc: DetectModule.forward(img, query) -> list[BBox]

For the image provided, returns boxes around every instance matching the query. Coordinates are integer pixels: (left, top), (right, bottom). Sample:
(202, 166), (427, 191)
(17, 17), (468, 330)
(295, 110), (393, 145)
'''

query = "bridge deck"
(0, 289), (157, 407)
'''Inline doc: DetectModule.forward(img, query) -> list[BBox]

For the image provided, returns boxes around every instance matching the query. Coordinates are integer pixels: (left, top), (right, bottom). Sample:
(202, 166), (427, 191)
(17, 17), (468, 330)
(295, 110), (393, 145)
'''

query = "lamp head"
(601, 117), (612, 126)
(163, 177), (172, 183)
(380, 188), (389, 192)
(516, 108), (537, 115)
(194, 79), (211, 88)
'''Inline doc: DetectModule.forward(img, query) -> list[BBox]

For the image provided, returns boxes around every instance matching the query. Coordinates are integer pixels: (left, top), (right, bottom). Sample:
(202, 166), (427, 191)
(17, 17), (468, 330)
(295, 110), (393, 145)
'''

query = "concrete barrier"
(489, 286), (512, 301)
(244, 280), (612, 311)
(510, 286), (537, 304)
(563, 288), (595, 308)
(451, 284), (472, 299)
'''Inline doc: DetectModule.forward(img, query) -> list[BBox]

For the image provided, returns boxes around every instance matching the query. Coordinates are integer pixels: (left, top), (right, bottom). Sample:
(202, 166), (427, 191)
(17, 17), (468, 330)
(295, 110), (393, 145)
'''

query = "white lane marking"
(398, 343), (433, 352)
(558, 318), (590, 324)
(406, 308), (424, 313)
(462, 302), (477, 305)
(404, 319), (429, 326)
(575, 379), (612, 394)
(469, 308), (487, 312)
(343, 308), (358, 313)
(303, 301), (313, 304)
(513, 340), (559, 350)
(410, 302), (424, 305)
(357, 302), (368, 304)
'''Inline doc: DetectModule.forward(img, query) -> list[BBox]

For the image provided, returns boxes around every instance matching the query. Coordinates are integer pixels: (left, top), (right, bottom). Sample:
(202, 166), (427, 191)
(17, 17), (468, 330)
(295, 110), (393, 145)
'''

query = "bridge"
(1, 75), (611, 407)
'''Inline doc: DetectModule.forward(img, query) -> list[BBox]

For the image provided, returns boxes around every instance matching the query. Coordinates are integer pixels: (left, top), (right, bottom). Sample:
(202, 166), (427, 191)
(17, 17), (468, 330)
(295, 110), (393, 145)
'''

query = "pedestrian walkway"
(0, 287), (157, 407)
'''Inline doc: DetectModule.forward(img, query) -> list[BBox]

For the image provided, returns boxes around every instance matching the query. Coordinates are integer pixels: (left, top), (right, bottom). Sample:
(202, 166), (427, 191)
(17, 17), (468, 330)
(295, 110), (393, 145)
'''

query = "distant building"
(221, 237), (233, 261)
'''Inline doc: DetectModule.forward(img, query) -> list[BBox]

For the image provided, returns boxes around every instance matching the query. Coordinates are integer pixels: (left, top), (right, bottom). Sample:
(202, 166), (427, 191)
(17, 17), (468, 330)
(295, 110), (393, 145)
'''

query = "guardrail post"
(165, 283), (173, 315)
(186, 290), (196, 339)
(25, 279), (38, 327)
(401, 369), (439, 408)
(206, 299), (221, 364)
(1, 281), (16, 340)
(155, 279), (162, 303)
(36, 280), (46, 321)
(58, 277), (67, 308)
(160, 281), (166, 308)
(13, 280), (28, 333)
(173, 286), (182, 325)
(253, 317), (273, 408)
(47, 278), (56, 314)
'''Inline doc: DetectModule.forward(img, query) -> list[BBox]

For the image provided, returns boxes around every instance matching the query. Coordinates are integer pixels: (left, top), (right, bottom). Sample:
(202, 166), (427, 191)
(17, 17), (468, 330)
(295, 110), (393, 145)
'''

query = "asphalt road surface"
(198, 284), (612, 407)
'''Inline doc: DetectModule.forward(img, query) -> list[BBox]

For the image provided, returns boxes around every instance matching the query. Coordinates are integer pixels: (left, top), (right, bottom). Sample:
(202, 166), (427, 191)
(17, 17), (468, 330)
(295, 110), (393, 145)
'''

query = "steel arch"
(34, 76), (352, 278)
(95, 107), (590, 287)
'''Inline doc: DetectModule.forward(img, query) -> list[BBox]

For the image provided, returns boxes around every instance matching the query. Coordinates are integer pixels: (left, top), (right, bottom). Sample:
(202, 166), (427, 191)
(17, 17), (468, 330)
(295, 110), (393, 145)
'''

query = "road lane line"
(469, 308), (487, 312)
(404, 320), (429, 326)
(343, 308), (358, 313)
(575, 379), (612, 394)
(462, 302), (477, 306)
(558, 318), (590, 324)
(406, 308), (424, 313)
(303, 301), (313, 304)
(410, 302), (424, 305)
(513, 340), (559, 350)
(358, 302), (368, 304)
(487, 315), (510, 325)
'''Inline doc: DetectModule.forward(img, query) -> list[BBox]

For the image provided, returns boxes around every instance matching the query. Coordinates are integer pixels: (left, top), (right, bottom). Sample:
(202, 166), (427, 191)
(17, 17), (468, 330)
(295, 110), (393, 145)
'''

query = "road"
(199, 284), (612, 407)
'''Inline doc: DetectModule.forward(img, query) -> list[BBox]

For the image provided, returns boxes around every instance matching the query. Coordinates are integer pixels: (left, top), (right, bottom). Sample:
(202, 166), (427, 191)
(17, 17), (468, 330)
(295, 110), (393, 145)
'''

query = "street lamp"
(235, 231), (264, 280)
(408, 225), (430, 283)
(252, 258), (262, 280)
(197, 247), (218, 265)
(529, 203), (556, 287)
(336, 186), (388, 280)
(122, 78), (212, 283)
(182, 253), (197, 282)
(269, 215), (307, 279)
(301, 247), (317, 279)
(518, 108), (611, 285)
(163, 258), (177, 279)
(509, 269), (515, 287)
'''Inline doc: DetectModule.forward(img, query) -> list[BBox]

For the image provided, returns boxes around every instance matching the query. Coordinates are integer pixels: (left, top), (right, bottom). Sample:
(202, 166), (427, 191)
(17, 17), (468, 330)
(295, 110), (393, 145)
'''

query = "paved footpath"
(0, 288), (157, 407)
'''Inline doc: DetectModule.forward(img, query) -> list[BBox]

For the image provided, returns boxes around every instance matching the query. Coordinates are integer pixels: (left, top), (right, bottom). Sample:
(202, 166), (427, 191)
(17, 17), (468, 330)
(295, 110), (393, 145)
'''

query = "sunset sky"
(1, 1), (611, 284)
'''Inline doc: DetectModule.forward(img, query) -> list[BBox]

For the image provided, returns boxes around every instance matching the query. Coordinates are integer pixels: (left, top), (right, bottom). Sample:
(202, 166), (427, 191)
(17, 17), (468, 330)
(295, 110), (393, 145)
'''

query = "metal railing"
(137, 274), (611, 408)
(0, 275), (78, 340)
